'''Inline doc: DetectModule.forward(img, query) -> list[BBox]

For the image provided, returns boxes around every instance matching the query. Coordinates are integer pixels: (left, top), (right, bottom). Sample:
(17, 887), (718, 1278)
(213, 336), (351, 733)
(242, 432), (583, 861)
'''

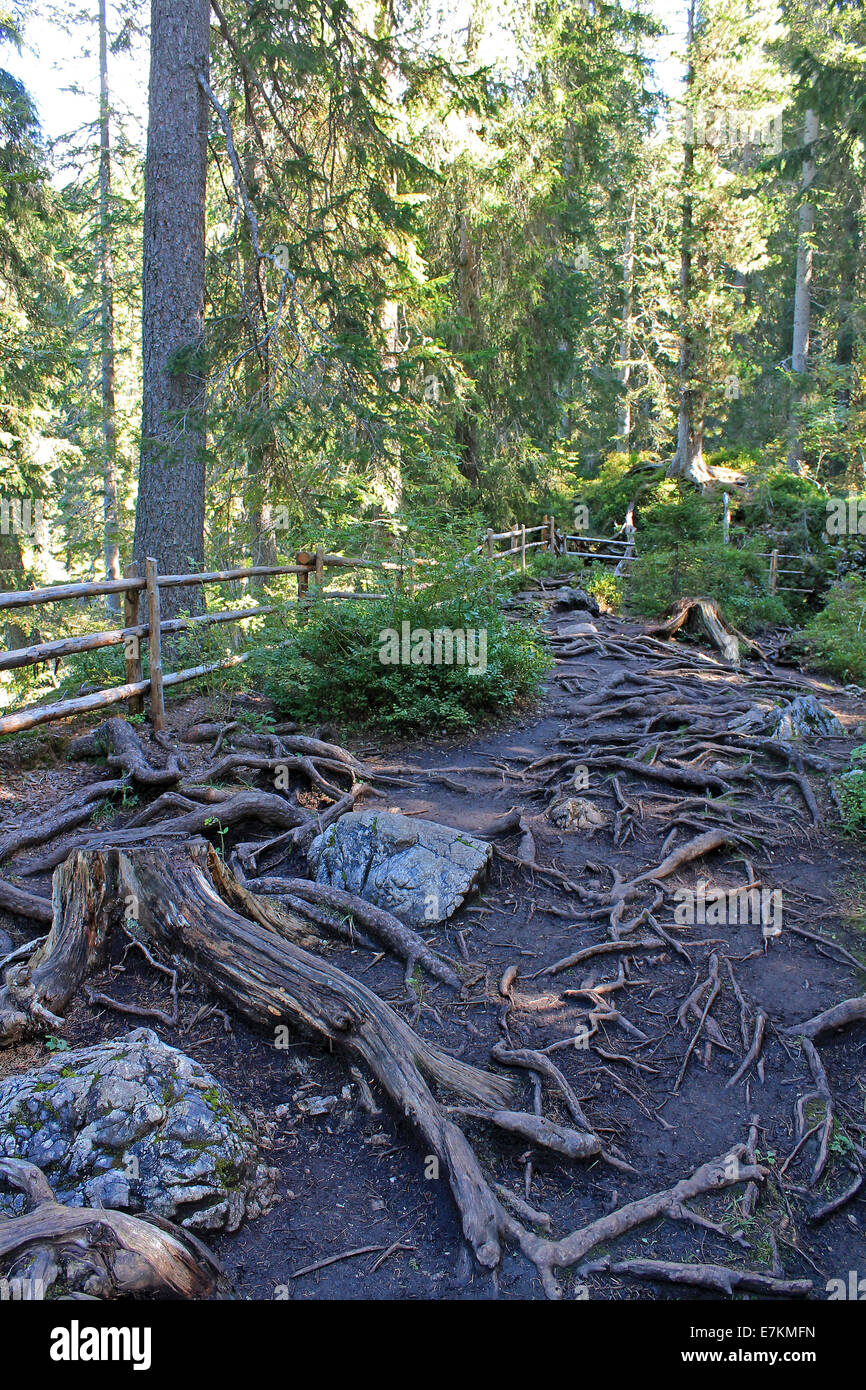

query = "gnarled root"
(0, 1157), (220, 1299)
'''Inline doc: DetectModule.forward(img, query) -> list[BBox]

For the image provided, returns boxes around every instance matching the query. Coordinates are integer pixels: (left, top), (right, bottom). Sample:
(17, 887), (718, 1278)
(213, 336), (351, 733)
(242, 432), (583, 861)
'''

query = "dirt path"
(1, 605), (865, 1299)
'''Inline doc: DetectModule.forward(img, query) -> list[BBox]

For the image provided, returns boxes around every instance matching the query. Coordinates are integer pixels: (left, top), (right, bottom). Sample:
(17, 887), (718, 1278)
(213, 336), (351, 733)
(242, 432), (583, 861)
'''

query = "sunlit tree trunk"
(617, 191), (637, 445)
(241, 83), (278, 577)
(786, 107), (818, 472)
(98, 0), (121, 616)
(669, 0), (711, 486)
(133, 0), (210, 616)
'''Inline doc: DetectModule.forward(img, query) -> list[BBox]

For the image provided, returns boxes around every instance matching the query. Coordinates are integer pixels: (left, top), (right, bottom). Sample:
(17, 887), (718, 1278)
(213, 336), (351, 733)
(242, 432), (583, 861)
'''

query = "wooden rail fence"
(0, 524), (561, 737)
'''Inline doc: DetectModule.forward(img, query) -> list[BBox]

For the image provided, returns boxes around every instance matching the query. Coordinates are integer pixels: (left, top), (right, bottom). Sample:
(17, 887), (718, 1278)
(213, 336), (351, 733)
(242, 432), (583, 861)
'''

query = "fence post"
(486, 528), (494, 559)
(769, 549), (779, 594)
(315, 544), (324, 589)
(520, 524), (526, 571)
(123, 562), (144, 716)
(722, 492), (730, 545)
(295, 551), (310, 607)
(145, 557), (166, 733)
(548, 514), (556, 551)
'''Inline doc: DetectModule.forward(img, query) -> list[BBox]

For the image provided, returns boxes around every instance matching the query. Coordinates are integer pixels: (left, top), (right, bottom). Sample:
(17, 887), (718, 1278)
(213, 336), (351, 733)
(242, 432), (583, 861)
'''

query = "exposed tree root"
(0, 1157), (220, 1299)
(784, 995), (866, 1040)
(0, 845), (777, 1297)
(579, 1255), (811, 1297)
(20, 791), (309, 874)
(69, 717), (182, 786)
(0, 779), (124, 866)
(0, 877), (53, 924)
(243, 873), (462, 990)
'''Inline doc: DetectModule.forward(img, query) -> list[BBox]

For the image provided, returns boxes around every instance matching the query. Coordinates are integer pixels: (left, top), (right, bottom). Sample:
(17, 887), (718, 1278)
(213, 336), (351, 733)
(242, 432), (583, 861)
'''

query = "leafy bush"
(836, 745), (866, 837)
(526, 552), (580, 579)
(801, 578), (866, 684)
(248, 561), (551, 734)
(585, 563), (623, 613)
(628, 541), (790, 633)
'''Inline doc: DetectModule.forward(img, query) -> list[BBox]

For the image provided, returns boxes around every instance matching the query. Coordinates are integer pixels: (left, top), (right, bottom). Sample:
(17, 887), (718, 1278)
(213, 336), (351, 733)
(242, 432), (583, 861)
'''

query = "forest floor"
(1, 593), (865, 1300)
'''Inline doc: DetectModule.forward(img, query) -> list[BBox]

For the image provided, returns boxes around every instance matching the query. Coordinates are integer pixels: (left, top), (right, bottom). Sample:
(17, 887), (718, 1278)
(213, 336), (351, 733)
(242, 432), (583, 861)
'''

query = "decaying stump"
(646, 596), (760, 666)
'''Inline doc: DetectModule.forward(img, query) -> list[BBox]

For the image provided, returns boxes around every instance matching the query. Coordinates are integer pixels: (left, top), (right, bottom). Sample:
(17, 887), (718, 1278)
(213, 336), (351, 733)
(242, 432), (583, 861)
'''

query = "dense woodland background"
(2, 0), (866, 718)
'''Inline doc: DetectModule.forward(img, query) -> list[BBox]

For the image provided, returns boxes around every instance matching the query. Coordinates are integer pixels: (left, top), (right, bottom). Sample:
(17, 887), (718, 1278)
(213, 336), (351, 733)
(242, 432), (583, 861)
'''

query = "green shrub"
(628, 541), (790, 633)
(527, 552), (581, 579)
(585, 563), (623, 613)
(836, 745), (866, 836)
(248, 562), (551, 734)
(801, 578), (866, 684)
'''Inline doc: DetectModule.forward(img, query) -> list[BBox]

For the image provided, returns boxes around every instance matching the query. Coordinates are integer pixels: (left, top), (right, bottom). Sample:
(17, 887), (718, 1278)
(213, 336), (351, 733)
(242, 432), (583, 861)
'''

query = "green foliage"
(628, 541), (790, 633)
(801, 578), (866, 684)
(836, 745), (866, 837)
(248, 562), (551, 734)
(585, 564), (623, 614)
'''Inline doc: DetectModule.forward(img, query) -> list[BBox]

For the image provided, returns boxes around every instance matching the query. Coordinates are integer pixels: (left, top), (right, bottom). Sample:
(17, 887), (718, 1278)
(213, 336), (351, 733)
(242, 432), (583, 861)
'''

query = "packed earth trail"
(1, 595), (865, 1300)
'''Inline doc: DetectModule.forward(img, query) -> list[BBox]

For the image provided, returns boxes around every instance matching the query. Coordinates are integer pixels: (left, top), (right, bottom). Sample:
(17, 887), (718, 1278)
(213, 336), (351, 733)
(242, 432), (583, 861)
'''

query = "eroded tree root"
(0, 1157), (220, 1299)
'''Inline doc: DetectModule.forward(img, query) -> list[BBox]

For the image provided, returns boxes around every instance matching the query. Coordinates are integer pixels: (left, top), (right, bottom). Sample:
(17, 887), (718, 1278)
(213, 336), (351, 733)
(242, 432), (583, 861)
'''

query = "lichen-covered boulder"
(0, 1029), (276, 1232)
(307, 809), (491, 926)
(729, 694), (844, 740)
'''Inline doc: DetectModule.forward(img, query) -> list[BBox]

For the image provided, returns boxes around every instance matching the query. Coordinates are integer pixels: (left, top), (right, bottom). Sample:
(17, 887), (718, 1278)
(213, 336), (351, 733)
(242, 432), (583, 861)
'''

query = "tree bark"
(133, 0), (211, 617)
(786, 108), (818, 472)
(98, 0), (121, 617)
(617, 191), (637, 444)
(668, 0), (711, 487)
(455, 211), (481, 487)
(240, 82), (278, 578)
(834, 193), (860, 420)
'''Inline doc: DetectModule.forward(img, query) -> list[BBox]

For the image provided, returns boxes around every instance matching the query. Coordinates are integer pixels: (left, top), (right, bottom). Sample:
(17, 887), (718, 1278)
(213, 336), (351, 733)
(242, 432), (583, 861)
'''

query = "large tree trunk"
(617, 191), (637, 445)
(786, 108), (818, 473)
(455, 212), (481, 487)
(668, 0), (711, 487)
(834, 193), (860, 421)
(98, 0), (121, 617)
(240, 83), (278, 580)
(133, 0), (210, 617)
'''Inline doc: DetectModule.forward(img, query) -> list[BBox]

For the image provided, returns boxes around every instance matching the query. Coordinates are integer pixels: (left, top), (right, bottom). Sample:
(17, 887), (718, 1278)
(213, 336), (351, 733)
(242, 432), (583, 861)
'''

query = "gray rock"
(552, 586), (600, 616)
(0, 1029), (276, 1232)
(307, 809), (491, 926)
(729, 695), (844, 740)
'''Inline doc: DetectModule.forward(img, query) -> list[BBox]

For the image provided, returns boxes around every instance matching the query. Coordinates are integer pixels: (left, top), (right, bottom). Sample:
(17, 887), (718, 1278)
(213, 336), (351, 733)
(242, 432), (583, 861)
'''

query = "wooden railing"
(0, 528), (544, 737)
(1, 514), (643, 737)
